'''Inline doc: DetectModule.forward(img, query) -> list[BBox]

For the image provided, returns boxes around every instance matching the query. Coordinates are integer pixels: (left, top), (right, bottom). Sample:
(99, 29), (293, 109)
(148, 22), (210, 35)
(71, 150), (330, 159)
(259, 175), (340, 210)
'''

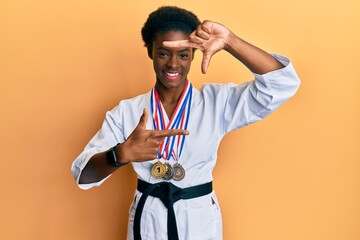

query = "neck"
(155, 81), (187, 104)
(155, 80), (188, 118)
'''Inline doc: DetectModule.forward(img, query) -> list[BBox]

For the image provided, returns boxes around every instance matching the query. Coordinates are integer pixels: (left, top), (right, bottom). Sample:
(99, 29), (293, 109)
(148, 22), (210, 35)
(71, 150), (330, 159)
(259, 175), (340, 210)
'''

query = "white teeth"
(166, 72), (179, 77)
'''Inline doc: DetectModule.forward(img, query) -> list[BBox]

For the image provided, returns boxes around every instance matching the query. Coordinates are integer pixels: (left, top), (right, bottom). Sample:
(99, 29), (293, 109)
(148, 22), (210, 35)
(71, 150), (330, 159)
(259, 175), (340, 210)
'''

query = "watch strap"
(106, 144), (128, 167)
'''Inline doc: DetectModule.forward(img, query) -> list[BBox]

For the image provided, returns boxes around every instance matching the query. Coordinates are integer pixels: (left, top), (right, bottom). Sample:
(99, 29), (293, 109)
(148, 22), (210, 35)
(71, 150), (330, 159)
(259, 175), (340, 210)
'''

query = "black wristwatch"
(106, 144), (128, 167)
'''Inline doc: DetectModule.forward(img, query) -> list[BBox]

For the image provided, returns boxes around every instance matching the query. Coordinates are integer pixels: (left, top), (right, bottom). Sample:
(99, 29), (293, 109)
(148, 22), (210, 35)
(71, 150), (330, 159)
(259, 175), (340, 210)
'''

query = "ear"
(147, 47), (153, 59)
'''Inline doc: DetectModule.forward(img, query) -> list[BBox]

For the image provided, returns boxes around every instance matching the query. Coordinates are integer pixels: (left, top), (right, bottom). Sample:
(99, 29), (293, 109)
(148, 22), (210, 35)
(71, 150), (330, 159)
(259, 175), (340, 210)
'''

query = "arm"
(163, 20), (300, 134)
(224, 30), (284, 74)
(163, 20), (284, 74)
(78, 108), (189, 184)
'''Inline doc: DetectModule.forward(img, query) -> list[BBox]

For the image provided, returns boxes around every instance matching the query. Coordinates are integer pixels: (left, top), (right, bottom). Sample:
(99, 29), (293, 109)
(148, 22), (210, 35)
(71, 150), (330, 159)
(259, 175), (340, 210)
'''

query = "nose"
(166, 55), (179, 69)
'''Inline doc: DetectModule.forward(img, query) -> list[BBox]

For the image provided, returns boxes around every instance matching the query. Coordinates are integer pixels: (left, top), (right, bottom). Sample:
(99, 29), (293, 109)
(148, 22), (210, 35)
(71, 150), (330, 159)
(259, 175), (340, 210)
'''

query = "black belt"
(134, 179), (213, 240)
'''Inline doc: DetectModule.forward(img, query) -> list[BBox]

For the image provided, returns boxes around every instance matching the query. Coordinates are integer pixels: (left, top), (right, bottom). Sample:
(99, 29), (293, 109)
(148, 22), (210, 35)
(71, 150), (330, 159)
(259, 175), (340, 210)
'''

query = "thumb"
(201, 51), (213, 74)
(137, 108), (148, 129)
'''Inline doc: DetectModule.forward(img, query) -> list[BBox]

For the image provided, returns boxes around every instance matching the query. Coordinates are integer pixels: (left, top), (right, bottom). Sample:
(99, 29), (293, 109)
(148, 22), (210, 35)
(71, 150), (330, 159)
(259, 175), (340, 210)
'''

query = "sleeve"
(221, 54), (301, 134)
(71, 104), (125, 190)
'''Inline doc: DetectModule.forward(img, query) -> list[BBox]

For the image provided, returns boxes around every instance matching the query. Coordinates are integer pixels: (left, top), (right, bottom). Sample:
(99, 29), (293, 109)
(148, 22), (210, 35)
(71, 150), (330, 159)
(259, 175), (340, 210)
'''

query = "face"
(151, 31), (193, 92)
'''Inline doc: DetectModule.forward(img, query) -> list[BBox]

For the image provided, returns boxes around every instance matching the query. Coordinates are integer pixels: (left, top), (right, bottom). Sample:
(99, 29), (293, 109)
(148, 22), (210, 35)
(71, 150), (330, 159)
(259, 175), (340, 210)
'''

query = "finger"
(201, 51), (213, 74)
(195, 28), (210, 40)
(201, 20), (213, 34)
(137, 108), (148, 129)
(163, 40), (199, 49)
(147, 133), (165, 145)
(189, 35), (205, 45)
(153, 136), (166, 145)
(152, 129), (189, 138)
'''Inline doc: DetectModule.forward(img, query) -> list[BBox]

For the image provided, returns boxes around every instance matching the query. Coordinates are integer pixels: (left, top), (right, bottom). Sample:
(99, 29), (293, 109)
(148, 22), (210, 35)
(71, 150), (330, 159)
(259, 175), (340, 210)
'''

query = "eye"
(179, 53), (189, 59)
(158, 52), (169, 58)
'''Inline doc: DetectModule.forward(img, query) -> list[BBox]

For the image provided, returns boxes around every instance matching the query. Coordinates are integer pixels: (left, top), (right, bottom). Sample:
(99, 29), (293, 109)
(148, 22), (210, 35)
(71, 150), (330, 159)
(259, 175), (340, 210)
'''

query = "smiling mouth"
(163, 71), (181, 81)
(165, 72), (180, 77)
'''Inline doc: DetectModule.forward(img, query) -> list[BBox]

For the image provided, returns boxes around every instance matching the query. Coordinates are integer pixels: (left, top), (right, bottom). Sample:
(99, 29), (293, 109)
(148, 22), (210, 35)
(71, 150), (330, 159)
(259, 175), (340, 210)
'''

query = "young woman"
(72, 6), (300, 240)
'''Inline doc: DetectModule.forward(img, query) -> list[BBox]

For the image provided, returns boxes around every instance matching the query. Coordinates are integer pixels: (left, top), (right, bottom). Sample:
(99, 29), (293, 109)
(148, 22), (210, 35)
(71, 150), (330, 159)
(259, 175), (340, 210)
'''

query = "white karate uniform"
(71, 54), (300, 239)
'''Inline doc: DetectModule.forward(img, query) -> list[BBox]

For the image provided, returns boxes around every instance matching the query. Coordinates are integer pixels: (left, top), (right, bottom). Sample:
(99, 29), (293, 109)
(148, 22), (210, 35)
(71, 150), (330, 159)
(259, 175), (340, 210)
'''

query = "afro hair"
(141, 6), (201, 57)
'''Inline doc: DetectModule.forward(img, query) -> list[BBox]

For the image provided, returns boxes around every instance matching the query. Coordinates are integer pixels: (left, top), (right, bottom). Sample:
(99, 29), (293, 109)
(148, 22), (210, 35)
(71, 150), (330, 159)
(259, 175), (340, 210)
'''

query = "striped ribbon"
(150, 81), (192, 161)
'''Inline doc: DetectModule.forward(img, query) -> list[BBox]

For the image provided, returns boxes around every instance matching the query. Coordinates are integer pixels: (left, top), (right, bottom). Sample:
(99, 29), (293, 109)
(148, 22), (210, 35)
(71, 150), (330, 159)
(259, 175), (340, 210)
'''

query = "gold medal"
(172, 163), (185, 181)
(151, 161), (168, 179)
(162, 162), (174, 180)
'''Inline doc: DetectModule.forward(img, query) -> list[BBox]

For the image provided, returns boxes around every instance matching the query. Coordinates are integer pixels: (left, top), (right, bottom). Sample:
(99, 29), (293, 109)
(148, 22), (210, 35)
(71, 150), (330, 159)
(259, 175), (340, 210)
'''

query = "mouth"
(163, 71), (180, 80)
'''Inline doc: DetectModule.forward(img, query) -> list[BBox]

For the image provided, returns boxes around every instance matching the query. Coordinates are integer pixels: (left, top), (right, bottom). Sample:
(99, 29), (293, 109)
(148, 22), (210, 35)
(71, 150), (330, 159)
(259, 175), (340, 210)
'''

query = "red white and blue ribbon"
(150, 81), (192, 161)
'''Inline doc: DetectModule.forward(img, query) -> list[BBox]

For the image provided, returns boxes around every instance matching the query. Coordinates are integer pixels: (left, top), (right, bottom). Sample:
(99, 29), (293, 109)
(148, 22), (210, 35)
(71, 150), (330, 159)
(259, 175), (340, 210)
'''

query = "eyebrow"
(157, 47), (190, 52)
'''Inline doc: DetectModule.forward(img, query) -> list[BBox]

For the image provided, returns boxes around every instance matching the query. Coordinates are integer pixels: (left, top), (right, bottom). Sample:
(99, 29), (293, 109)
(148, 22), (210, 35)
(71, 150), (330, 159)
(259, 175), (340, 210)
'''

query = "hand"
(163, 20), (230, 74)
(117, 109), (189, 163)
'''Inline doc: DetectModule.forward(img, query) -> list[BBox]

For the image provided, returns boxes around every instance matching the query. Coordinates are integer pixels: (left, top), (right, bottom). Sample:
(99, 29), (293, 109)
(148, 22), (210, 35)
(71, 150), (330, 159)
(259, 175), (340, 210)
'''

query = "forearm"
(79, 152), (117, 184)
(79, 144), (129, 184)
(225, 32), (284, 74)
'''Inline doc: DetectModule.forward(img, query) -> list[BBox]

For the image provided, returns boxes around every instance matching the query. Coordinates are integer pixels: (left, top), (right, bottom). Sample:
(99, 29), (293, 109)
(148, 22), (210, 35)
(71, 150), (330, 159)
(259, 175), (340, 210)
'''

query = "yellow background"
(1, 0), (359, 239)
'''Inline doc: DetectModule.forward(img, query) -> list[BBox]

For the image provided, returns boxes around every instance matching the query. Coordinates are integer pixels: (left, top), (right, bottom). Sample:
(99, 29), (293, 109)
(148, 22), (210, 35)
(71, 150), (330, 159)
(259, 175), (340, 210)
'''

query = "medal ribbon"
(150, 81), (192, 161)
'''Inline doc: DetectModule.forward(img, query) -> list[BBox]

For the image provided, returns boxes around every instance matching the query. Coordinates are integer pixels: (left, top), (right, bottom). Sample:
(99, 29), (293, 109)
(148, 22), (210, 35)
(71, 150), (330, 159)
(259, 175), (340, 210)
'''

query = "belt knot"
(156, 182), (181, 207)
